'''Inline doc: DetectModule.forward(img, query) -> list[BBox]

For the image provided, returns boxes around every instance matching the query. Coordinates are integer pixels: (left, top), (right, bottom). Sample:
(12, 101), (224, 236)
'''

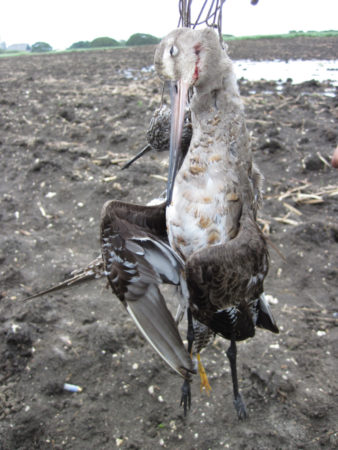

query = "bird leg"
(197, 353), (212, 395)
(226, 338), (247, 420)
(186, 308), (194, 355)
(180, 378), (191, 416)
(180, 308), (194, 415)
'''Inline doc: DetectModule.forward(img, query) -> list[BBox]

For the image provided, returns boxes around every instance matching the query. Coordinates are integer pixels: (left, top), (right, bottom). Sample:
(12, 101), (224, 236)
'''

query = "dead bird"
(122, 104), (192, 170)
(153, 27), (279, 418)
(101, 27), (278, 419)
(24, 28), (278, 420)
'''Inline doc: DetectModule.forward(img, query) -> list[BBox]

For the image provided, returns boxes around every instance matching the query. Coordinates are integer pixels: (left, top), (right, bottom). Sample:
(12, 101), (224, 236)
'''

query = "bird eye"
(170, 45), (179, 57)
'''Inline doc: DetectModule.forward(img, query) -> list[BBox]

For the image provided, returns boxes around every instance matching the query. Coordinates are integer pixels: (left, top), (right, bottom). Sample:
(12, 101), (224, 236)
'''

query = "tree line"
(69, 33), (160, 50)
(3, 30), (336, 54)
(1, 34), (161, 54)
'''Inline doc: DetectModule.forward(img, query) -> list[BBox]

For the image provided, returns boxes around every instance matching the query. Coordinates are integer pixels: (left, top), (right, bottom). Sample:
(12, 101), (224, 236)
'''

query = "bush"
(31, 42), (52, 53)
(90, 37), (119, 48)
(69, 41), (91, 50)
(126, 33), (160, 46)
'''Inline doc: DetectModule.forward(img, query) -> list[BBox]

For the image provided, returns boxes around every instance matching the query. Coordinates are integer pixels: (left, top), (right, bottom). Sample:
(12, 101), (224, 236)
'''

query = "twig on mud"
(282, 202), (302, 216)
(37, 201), (52, 219)
(102, 176), (117, 182)
(18, 229), (32, 236)
(316, 151), (331, 168)
(278, 183), (312, 201)
(92, 156), (130, 166)
(110, 158), (130, 165)
(308, 294), (324, 309)
(277, 183), (338, 205)
(316, 185), (338, 197)
(281, 305), (337, 321)
(150, 174), (167, 181)
(22, 115), (33, 125)
(294, 193), (324, 204)
(275, 93), (302, 110)
(274, 213), (301, 226)
(313, 317), (338, 323)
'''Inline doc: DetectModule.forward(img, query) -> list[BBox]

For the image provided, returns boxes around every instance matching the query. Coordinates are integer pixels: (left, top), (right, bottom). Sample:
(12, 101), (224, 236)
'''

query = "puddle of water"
(136, 60), (338, 88)
(234, 60), (338, 85)
(141, 65), (154, 73)
(122, 64), (155, 81)
(121, 68), (138, 80)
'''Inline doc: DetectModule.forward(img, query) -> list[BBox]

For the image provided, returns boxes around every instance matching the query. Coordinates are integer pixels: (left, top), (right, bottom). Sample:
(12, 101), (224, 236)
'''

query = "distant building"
(0, 42), (6, 50)
(7, 43), (31, 51)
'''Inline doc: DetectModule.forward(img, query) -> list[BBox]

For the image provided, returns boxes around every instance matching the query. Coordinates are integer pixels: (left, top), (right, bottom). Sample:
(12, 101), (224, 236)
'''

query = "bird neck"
(182, 66), (255, 208)
(192, 67), (242, 117)
(189, 71), (246, 158)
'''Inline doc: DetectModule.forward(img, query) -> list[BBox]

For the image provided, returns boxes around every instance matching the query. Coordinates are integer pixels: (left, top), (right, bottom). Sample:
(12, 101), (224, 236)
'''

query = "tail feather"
(256, 294), (279, 334)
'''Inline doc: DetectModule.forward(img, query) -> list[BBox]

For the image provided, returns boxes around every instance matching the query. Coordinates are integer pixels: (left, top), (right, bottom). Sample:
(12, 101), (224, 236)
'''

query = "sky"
(0, 0), (337, 50)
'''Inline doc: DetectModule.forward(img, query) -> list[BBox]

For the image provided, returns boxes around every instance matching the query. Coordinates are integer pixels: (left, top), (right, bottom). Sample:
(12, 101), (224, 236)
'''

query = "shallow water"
(135, 60), (338, 88)
(233, 59), (338, 85)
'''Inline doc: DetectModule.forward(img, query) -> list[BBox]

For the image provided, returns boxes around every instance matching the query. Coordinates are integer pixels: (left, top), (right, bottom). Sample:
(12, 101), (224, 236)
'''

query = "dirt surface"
(226, 36), (338, 61)
(1, 38), (337, 449)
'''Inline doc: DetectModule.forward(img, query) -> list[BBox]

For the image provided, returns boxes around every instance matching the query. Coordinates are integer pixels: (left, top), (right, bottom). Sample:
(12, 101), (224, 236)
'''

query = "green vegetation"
(90, 37), (120, 48)
(68, 41), (91, 50)
(126, 33), (160, 46)
(1, 29), (336, 58)
(31, 42), (53, 52)
(223, 30), (338, 41)
(0, 51), (31, 58)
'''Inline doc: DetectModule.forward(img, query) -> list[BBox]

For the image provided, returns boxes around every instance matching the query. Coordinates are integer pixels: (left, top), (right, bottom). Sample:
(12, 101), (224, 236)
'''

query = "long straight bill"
(166, 80), (189, 206)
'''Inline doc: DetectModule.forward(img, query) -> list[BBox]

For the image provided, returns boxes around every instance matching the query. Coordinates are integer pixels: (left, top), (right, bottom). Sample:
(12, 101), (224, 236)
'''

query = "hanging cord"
(177, 0), (259, 45)
(178, 0), (226, 45)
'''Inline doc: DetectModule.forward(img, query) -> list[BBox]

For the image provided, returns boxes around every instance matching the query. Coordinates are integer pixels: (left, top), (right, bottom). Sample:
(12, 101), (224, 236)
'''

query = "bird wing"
(101, 200), (194, 377)
(186, 208), (269, 320)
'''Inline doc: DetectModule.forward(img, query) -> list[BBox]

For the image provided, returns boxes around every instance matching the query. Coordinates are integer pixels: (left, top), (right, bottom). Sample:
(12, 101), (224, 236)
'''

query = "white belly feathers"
(166, 162), (241, 260)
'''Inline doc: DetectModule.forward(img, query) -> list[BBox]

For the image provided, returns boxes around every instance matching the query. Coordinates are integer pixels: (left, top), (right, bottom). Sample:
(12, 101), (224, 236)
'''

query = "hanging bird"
(24, 27), (278, 419)
(101, 27), (278, 419)
(121, 104), (192, 170)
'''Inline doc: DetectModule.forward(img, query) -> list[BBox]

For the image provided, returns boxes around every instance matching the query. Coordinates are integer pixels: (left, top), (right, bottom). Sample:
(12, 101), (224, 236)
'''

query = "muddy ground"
(0, 37), (337, 449)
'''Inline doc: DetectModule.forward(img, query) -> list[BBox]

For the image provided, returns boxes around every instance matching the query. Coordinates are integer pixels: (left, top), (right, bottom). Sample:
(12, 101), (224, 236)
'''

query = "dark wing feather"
(186, 209), (269, 326)
(100, 200), (194, 377)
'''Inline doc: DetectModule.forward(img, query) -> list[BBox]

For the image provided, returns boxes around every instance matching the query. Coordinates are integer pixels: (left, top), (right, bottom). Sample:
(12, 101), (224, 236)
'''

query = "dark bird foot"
(180, 378), (191, 416)
(233, 393), (247, 420)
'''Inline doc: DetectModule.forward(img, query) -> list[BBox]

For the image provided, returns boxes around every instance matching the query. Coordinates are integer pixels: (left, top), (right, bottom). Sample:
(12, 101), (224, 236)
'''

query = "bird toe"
(233, 393), (248, 420)
(180, 379), (191, 416)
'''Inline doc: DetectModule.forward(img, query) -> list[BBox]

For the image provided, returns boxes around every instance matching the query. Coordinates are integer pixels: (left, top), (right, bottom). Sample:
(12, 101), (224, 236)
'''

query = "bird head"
(155, 27), (225, 89)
